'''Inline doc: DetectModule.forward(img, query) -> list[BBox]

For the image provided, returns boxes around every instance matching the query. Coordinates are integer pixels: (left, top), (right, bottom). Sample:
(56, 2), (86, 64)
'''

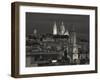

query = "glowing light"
(53, 22), (57, 35)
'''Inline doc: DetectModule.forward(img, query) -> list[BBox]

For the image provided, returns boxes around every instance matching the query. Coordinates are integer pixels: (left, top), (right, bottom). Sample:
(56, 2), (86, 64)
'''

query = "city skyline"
(26, 12), (89, 34)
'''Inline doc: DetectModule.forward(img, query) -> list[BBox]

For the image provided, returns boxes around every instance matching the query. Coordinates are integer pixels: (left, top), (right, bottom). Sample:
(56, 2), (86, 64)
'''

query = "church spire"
(64, 30), (69, 36)
(53, 22), (57, 35)
(60, 21), (65, 35)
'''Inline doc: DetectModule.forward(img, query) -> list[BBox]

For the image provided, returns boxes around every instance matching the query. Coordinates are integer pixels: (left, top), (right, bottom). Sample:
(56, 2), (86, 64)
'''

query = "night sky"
(26, 12), (89, 41)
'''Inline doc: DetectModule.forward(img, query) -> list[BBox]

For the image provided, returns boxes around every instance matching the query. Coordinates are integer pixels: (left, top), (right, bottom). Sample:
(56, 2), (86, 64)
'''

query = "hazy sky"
(26, 12), (89, 40)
